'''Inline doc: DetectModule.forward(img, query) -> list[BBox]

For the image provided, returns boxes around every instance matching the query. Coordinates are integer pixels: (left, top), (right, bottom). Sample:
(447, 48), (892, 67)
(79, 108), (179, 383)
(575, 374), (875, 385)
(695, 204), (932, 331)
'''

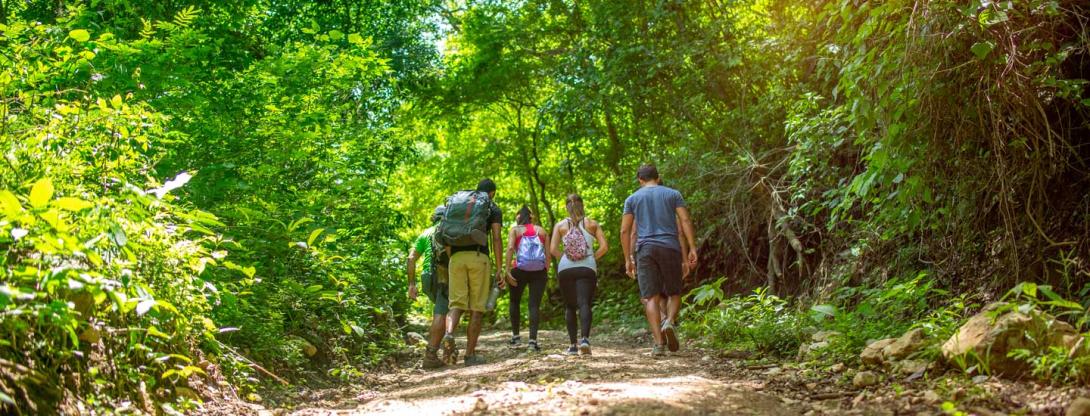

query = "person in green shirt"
(407, 205), (451, 369)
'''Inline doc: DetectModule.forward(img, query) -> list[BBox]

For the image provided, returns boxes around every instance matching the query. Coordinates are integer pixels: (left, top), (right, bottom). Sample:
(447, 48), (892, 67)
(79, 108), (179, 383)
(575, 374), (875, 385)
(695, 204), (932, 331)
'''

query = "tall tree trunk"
(530, 130), (556, 227)
(603, 100), (624, 177)
(0, 0), (7, 25)
(516, 106), (556, 227)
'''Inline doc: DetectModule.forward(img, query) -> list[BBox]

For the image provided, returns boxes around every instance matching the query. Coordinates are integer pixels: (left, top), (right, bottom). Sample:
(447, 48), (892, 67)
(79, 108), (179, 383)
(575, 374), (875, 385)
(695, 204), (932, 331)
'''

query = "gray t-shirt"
(623, 185), (686, 252)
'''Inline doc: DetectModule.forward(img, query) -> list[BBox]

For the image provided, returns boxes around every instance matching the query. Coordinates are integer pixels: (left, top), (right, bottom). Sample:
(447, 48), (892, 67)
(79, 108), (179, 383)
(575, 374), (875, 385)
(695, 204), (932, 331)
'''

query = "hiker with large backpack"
(503, 205), (551, 352)
(549, 194), (609, 355)
(620, 164), (699, 357)
(437, 179), (504, 366)
(406, 205), (451, 369)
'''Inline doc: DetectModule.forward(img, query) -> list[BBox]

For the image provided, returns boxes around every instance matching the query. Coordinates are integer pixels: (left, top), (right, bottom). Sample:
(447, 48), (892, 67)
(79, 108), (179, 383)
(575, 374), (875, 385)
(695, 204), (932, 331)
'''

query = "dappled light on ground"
(290, 331), (799, 415)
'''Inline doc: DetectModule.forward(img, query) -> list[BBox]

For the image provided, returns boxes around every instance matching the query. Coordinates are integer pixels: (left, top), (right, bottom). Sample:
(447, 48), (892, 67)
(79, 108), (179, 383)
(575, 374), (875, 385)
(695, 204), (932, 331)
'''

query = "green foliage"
(682, 280), (805, 357)
(0, 16), (226, 412)
(1, 0), (437, 412)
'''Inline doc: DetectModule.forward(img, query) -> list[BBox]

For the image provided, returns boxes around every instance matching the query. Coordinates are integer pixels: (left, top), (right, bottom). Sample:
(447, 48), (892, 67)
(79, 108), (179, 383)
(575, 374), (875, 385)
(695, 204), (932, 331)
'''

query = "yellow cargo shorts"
(447, 251), (491, 312)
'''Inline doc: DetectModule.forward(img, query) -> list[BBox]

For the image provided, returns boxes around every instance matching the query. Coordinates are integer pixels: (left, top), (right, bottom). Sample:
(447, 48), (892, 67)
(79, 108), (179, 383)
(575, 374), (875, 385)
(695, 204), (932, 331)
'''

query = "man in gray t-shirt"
(621, 164), (698, 356)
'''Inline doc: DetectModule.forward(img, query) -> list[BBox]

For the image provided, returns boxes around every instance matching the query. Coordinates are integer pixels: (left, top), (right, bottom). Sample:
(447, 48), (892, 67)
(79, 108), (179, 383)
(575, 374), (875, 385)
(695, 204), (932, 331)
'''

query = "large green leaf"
(28, 178), (54, 209)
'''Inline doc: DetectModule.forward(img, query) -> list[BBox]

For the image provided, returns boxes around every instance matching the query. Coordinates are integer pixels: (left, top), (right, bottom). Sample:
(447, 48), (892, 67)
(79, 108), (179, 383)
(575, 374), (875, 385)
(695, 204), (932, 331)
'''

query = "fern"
(139, 18), (156, 38)
(173, 6), (199, 28)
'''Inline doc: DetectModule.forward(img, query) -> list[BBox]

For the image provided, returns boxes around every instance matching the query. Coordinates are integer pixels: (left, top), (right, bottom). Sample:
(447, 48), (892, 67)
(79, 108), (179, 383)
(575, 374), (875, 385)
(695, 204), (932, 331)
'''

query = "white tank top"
(557, 219), (596, 273)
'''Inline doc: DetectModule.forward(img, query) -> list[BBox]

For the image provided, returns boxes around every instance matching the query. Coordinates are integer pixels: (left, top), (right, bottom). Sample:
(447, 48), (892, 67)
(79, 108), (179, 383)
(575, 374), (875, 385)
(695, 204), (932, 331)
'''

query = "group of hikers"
(405, 164), (698, 368)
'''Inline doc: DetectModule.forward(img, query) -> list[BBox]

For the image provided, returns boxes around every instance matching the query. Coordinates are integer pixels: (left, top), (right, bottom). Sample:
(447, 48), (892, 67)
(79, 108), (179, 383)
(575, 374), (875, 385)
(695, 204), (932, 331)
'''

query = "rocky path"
(222, 327), (1090, 416)
(288, 330), (803, 415)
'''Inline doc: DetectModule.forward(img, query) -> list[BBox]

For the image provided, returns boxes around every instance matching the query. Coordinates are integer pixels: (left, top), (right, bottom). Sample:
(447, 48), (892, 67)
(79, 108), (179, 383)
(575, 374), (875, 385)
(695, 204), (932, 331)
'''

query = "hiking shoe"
(463, 354), (486, 366)
(508, 335), (521, 347)
(527, 339), (541, 352)
(661, 319), (680, 352)
(422, 349), (444, 369)
(441, 334), (458, 364)
(651, 343), (666, 357)
(565, 345), (579, 355)
(579, 339), (592, 355)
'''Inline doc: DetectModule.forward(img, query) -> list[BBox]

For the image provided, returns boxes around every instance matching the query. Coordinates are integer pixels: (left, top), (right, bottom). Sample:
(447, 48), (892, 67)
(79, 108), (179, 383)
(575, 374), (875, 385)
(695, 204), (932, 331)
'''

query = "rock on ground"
(942, 302), (1080, 376)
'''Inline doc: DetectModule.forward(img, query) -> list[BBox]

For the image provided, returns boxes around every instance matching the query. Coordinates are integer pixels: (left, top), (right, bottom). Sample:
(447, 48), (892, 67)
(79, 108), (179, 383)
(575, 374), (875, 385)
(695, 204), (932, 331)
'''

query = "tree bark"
(603, 100), (624, 177)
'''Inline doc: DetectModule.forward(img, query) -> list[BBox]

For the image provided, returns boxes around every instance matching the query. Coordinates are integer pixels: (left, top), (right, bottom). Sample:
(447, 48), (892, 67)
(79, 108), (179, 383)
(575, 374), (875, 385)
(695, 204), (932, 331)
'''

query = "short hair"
(637, 164), (660, 181)
(476, 178), (497, 193)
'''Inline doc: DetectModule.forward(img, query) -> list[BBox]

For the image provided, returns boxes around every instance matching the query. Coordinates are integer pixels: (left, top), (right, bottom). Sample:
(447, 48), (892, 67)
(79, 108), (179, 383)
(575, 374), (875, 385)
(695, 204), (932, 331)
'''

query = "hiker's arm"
(406, 248), (419, 300)
(592, 220), (609, 260)
(678, 217), (690, 280)
(676, 206), (698, 266)
(504, 227), (517, 271)
(492, 222), (504, 284)
(549, 223), (563, 259)
(504, 227), (518, 286)
(620, 214), (635, 279)
(540, 226), (552, 270)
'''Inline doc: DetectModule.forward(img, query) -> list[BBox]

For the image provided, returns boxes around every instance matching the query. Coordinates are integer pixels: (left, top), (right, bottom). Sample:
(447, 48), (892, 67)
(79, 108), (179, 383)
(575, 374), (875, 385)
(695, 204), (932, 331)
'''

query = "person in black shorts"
(620, 164), (698, 356)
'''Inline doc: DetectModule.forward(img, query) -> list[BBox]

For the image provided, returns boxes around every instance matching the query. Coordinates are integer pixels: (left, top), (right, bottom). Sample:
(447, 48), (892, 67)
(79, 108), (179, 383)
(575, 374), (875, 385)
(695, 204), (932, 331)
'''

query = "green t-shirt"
(414, 226), (436, 273)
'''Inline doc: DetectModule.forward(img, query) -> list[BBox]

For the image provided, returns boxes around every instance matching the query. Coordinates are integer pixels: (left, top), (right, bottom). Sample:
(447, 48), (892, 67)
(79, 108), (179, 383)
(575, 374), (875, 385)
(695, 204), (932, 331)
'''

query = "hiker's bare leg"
(643, 294), (665, 345)
(466, 311), (483, 356)
(658, 297), (667, 321)
(446, 308), (463, 335)
(666, 294), (681, 323)
(428, 313), (445, 349)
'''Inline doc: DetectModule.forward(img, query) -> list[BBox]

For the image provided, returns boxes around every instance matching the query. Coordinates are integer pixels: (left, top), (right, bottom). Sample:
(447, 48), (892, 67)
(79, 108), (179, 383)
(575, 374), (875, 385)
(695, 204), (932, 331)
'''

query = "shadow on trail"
(291, 330), (800, 415)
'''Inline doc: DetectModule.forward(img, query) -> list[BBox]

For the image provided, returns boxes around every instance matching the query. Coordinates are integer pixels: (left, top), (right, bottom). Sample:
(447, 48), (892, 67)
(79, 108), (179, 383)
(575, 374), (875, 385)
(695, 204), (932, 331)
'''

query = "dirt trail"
(288, 330), (805, 416)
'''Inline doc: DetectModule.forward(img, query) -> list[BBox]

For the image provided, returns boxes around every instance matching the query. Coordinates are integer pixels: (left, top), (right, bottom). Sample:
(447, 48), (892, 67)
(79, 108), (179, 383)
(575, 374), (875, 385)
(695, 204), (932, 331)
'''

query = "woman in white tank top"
(549, 194), (609, 355)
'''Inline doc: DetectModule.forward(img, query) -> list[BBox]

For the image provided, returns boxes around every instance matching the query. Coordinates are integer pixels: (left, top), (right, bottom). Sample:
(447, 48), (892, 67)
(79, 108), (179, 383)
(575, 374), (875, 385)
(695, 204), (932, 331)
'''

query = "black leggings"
(509, 268), (547, 340)
(558, 267), (597, 345)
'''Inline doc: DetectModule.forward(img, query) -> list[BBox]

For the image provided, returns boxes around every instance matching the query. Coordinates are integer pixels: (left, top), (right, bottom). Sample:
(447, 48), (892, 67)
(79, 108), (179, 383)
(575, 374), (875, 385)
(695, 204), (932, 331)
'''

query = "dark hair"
(637, 164), (660, 181)
(431, 205), (446, 223)
(565, 194), (585, 225)
(476, 178), (497, 193)
(516, 205), (532, 226)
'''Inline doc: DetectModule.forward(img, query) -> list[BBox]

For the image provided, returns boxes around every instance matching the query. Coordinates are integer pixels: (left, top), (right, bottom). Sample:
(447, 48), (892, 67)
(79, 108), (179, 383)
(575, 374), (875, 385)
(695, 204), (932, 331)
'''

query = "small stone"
(852, 392), (867, 407)
(589, 398), (600, 406)
(883, 328), (926, 360)
(861, 338), (896, 366)
(474, 398), (488, 412)
(853, 371), (880, 388)
(898, 359), (929, 376)
(812, 331), (842, 343)
(765, 366), (783, 376)
(922, 390), (941, 404)
(1067, 397), (1090, 416)
(702, 355), (712, 362)
(829, 363), (846, 373)
(405, 332), (426, 346)
(971, 375), (989, 384)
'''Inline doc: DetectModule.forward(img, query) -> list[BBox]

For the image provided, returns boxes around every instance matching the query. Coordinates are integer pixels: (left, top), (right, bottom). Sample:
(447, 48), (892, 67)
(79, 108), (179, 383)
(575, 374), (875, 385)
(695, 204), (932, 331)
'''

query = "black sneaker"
(579, 338), (592, 355)
(528, 339), (541, 352)
(508, 335), (521, 347)
(565, 345), (579, 355)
